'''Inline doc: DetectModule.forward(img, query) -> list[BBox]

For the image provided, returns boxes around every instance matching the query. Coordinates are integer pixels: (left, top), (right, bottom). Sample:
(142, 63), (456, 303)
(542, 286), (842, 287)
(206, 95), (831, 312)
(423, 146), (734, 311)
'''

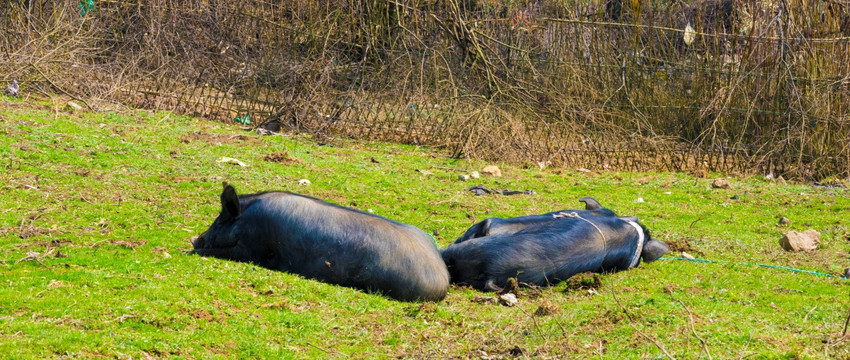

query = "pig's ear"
(479, 218), (493, 237)
(641, 239), (669, 262)
(579, 197), (602, 210)
(221, 184), (241, 218)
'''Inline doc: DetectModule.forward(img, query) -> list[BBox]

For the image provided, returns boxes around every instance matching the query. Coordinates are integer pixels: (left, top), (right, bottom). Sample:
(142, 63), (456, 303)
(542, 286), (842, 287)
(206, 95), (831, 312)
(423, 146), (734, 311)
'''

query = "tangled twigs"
(15, 248), (56, 267)
(29, 62), (93, 110)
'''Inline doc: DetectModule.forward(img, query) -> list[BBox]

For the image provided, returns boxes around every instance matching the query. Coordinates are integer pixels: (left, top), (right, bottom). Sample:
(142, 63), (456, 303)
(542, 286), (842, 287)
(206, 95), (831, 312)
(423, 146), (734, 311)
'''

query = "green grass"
(1, 99), (849, 358)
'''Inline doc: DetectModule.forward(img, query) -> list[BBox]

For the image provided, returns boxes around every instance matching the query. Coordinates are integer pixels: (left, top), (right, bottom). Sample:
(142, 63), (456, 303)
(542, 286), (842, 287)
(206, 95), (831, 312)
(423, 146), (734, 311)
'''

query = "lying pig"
(441, 210), (668, 292)
(192, 184), (449, 302)
(454, 197), (616, 244)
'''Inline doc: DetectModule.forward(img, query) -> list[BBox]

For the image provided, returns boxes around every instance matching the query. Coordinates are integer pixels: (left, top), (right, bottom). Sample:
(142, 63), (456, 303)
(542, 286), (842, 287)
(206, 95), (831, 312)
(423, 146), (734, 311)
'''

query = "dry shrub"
(1, 0), (848, 179)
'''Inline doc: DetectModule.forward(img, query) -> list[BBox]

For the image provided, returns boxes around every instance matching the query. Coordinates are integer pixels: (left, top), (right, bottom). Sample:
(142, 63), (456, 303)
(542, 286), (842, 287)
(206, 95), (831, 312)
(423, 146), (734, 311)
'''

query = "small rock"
(764, 173), (775, 180)
(779, 230), (820, 252)
(635, 197), (645, 203)
(803, 229), (821, 242)
(66, 101), (83, 111)
(576, 168), (591, 173)
(778, 217), (792, 225)
(508, 346), (526, 357)
(432, 230), (439, 236)
(162, 252), (171, 259)
(777, 176), (787, 185)
(5, 80), (18, 98)
(498, 293), (518, 307)
(469, 171), (480, 179)
(297, 179), (311, 186)
(730, 195), (740, 200)
(711, 178), (731, 189)
(417, 169), (433, 175)
(481, 165), (502, 177)
(458, 174), (470, 181)
(681, 252), (695, 259)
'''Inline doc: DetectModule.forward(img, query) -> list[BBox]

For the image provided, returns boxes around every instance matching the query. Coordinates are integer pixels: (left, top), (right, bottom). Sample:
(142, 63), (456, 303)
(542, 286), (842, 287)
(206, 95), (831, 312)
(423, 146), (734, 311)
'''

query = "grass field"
(1, 99), (849, 359)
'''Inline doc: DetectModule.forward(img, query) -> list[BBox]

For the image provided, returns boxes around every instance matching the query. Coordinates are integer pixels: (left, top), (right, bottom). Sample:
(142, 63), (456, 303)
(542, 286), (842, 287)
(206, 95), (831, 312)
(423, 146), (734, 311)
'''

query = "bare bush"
(1, 0), (848, 179)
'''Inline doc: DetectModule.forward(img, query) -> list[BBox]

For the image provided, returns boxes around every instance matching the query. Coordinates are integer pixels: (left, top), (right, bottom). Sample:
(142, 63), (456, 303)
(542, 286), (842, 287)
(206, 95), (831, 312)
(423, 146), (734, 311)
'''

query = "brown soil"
(533, 299), (560, 316)
(563, 272), (602, 291)
(263, 151), (301, 165)
(666, 238), (702, 256)
(179, 131), (257, 146)
(109, 239), (147, 248)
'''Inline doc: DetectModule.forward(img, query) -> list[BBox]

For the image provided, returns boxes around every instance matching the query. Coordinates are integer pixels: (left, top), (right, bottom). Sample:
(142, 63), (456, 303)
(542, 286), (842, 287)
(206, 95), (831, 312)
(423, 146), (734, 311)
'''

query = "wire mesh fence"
(2, 0), (849, 179)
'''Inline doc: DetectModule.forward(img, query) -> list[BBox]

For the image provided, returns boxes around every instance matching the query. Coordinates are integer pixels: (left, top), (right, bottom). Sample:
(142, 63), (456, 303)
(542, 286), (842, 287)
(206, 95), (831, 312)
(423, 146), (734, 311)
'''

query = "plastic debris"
(216, 157), (247, 167)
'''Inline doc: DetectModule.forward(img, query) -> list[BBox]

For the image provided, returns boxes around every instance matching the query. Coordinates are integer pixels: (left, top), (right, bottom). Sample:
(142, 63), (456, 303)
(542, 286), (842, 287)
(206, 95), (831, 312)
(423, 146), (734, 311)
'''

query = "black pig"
(441, 211), (668, 292)
(193, 184), (449, 302)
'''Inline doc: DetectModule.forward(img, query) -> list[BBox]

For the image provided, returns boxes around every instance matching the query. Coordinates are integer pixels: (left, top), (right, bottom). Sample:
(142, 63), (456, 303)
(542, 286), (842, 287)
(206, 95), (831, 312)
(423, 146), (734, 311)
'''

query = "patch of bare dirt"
(261, 301), (291, 310)
(188, 308), (215, 322)
(13, 239), (71, 255)
(109, 239), (147, 248)
(179, 131), (257, 145)
(17, 225), (55, 239)
(666, 238), (703, 256)
(534, 299), (560, 316)
(563, 272), (602, 291)
(263, 151), (301, 165)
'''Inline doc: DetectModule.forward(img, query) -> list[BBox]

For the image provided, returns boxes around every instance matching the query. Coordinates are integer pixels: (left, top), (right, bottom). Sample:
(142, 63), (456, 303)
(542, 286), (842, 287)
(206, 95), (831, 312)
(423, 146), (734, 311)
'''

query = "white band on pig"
(626, 221), (644, 268)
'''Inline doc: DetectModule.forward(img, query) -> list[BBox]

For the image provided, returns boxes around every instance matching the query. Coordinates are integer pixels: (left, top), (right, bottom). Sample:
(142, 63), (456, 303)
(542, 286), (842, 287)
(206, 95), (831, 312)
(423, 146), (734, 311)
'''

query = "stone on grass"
(498, 293), (518, 307)
(66, 101), (83, 111)
(469, 171), (480, 179)
(297, 179), (311, 186)
(711, 178), (731, 189)
(481, 165), (502, 177)
(5, 80), (18, 98)
(779, 230), (820, 252)
(778, 217), (792, 225)
(458, 174), (470, 181)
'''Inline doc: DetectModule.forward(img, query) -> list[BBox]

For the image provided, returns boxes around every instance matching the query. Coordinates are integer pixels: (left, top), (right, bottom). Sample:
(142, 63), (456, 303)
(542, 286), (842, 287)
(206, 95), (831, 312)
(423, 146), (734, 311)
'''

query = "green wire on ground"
(659, 257), (846, 280)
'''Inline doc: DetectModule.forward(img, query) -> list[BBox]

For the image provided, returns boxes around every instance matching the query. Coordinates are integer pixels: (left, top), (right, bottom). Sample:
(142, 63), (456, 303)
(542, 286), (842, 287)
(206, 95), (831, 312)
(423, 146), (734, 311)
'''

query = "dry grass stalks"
(1, 0), (848, 179)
